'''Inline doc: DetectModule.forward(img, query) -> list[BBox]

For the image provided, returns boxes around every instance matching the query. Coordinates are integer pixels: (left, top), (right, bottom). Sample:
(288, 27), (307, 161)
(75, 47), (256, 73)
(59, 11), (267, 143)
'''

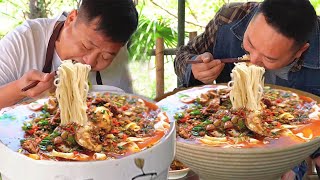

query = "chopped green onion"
(66, 136), (76, 145)
(191, 131), (199, 136)
(192, 125), (204, 132)
(174, 112), (185, 120)
(39, 145), (47, 151)
(38, 119), (49, 126)
(202, 120), (211, 125)
(42, 104), (48, 112)
(238, 120), (245, 129)
(114, 101), (122, 107)
(221, 116), (231, 122)
(22, 123), (32, 131)
(190, 109), (201, 116)
(195, 97), (201, 104)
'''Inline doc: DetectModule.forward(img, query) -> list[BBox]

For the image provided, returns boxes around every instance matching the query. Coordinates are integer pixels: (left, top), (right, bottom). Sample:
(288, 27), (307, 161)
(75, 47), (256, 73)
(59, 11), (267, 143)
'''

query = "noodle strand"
(229, 62), (265, 111)
(55, 60), (91, 126)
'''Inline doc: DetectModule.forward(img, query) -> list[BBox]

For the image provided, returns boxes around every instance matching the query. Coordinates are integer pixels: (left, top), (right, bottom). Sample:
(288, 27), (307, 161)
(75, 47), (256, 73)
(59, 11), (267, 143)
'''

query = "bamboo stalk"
(155, 37), (164, 98)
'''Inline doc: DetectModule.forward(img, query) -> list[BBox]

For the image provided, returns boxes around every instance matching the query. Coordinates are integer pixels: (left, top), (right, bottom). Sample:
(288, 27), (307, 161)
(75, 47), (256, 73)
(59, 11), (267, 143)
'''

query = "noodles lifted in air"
(54, 60), (91, 126)
(229, 62), (265, 111)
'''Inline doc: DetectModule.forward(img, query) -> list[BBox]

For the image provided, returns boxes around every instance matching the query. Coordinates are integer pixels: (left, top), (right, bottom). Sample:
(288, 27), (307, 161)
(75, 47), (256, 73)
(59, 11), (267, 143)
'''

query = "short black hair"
(258, 0), (317, 46)
(78, 0), (138, 43)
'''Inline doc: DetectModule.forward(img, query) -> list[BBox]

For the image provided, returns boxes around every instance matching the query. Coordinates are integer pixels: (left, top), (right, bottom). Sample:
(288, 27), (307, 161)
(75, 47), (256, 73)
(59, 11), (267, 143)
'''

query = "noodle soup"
(158, 85), (320, 148)
(0, 91), (175, 180)
(18, 92), (170, 161)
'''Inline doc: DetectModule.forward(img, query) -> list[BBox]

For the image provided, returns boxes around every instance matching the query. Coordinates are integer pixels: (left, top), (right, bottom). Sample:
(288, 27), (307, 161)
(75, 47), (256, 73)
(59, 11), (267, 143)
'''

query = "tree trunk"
(29, 0), (47, 19)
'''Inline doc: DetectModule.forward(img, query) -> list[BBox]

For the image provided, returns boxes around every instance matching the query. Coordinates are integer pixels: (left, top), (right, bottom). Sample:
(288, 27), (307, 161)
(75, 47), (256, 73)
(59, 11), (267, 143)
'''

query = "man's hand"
(281, 170), (296, 180)
(191, 52), (225, 84)
(0, 70), (55, 109)
(18, 70), (55, 98)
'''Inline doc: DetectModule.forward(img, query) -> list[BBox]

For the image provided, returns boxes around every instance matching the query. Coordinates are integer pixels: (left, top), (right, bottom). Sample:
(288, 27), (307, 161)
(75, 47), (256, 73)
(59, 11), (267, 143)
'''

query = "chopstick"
(187, 58), (250, 64)
(21, 81), (40, 92)
(21, 71), (56, 92)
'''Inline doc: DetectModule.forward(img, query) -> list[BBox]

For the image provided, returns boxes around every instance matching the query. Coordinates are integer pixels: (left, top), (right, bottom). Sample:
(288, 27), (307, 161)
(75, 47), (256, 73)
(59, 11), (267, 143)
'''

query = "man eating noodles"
(0, 0), (138, 109)
(174, 0), (320, 179)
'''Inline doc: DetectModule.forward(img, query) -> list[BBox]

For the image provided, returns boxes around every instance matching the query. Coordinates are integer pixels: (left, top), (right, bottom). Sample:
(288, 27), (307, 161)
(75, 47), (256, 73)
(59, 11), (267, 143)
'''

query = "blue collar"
(230, 6), (320, 69)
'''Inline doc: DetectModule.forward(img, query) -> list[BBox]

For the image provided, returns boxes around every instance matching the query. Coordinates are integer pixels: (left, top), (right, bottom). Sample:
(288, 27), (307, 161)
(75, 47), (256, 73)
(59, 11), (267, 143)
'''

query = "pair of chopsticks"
(187, 57), (250, 64)
(21, 71), (57, 92)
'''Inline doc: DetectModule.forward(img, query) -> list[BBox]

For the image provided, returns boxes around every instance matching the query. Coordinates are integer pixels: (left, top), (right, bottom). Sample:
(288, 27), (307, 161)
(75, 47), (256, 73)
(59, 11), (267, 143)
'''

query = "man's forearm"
(0, 81), (25, 109)
(174, 49), (194, 79)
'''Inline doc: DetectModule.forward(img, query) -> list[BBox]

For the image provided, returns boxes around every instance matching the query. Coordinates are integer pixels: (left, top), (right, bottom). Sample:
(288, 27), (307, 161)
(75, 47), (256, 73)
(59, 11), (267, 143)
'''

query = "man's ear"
(65, 10), (78, 27)
(294, 43), (309, 59)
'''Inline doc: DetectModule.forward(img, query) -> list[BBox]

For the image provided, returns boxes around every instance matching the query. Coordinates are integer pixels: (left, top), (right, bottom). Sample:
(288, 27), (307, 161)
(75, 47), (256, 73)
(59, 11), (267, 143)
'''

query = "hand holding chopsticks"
(21, 80), (41, 91)
(185, 53), (250, 84)
(187, 52), (225, 84)
(21, 71), (56, 92)
(187, 54), (250, 64)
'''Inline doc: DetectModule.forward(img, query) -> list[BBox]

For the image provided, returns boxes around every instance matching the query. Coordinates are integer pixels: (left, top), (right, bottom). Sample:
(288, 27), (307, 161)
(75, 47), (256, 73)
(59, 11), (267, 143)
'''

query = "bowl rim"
(168, 167), (190, 173)
(176, 135), (320, 153)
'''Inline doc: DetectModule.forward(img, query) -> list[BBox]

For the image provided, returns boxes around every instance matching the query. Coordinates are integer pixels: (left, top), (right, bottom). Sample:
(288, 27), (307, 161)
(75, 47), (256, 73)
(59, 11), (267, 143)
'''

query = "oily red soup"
(174, 86), (320, 148)
(20, 93), (170, 161)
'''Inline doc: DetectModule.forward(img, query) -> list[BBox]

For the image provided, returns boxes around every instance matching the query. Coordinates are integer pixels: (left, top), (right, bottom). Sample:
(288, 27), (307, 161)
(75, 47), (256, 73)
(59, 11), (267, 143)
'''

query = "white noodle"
(54, 60), (91, 126)
(229, 62), (265, 111)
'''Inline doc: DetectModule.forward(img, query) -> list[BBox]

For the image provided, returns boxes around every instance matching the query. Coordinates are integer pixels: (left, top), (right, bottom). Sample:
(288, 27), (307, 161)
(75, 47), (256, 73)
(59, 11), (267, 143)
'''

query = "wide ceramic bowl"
(157, 84), (320, 180)
(0, 86), (175, 180)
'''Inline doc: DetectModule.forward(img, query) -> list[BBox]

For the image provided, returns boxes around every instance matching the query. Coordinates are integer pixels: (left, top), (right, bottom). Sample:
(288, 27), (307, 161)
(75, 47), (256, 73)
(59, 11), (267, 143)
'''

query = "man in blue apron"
(174, 0), (319, 179)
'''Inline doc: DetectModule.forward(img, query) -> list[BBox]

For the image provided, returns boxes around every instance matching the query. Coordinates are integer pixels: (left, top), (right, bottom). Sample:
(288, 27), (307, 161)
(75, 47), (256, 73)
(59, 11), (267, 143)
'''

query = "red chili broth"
(177, 120), (320, 149)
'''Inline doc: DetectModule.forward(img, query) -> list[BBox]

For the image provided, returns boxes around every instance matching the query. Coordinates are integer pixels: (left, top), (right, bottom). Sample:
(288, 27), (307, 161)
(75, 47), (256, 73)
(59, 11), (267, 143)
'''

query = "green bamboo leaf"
(138, 33), (145, 42)
(136, 44), (142, 52)
(145, 34), (153, 45)
(138, 18), (149, 29)
(128, 13), (178, 62)
(145, 20), (154, 33)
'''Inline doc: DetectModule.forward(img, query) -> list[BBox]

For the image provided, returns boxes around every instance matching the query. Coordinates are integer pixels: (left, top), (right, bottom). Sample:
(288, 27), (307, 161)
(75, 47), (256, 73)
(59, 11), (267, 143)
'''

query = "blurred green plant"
(128, 14), (178, 62)
(311, 0), (320, 14)
(128, 1), (178, 62)
(0, 0), (80, 23)
(0, 0), (80, 38)
(0, 1), (28, 19)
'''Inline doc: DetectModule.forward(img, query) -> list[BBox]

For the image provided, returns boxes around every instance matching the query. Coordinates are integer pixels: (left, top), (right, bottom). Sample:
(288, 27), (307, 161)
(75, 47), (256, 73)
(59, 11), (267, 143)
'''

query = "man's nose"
(249, 52), (263, 67)
(83, 51), (99, 67)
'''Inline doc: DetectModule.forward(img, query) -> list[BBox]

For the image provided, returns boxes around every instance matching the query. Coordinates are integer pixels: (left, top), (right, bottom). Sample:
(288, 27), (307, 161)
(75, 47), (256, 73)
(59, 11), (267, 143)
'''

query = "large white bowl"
(175, 138), (320, 180)
(157, 84), (320, 180)
(0, 90), (176, 180)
